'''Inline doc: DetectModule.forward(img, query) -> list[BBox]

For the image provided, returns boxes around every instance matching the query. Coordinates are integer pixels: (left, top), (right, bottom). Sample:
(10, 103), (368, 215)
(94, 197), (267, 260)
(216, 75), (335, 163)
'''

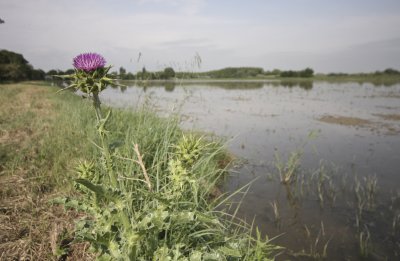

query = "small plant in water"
(359, 226), (371, 258)
(392, 213), (400, 237)
(274, 150), (302, 184)
(270, 200), (281, 227)
(293, 223), (330, 260)
(364, 174), (378, 210)
(311, 162), (337, 209)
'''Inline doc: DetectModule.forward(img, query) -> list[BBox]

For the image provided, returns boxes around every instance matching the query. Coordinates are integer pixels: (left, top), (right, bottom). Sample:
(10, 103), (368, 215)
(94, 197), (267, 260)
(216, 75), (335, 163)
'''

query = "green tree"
(46, 69), (59, 76)
(65, 69), (75, 75)
(0, 50), (38, 82)
(119, 66), (126, 77)
(383, 68), (400, 75)
(280, 68), (314, 78)
(300, 68), (314, 77)
(136, 67), (149, 80)
(30, 69), (45, 80)
(203, 67), (264, 78)
(280, 70), (297, 77)
(163, 67), (175, 79)
(125, 72), (135, 80)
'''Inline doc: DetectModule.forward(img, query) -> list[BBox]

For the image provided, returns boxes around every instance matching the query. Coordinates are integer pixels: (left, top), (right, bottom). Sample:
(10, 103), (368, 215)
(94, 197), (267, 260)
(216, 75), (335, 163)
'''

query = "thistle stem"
(92, 92), (103, 122)
(92, 92), (118, 188)
(92, 94), (131, 232)
(93, 94), (131, 231)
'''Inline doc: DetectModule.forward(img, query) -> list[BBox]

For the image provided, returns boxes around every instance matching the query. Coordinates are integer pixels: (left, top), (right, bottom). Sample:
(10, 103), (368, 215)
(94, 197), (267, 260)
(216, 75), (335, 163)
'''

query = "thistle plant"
(58, 53), (137, 257)
(55, 53), (279, 260)
(63, 53), (114, 120)
(61, 53), (119, 187)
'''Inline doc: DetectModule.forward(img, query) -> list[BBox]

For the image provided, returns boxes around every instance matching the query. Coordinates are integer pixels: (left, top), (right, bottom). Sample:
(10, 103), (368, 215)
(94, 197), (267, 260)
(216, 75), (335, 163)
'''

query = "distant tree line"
(0, 49), (177, 83)
(134, 67), (175, 80)
(380, 68), (400, 75)
(175, 67), (314, 79)
(46, 69), (75, 76)
(327, 68), (400, 77)
(2, 49), (399, 83)
(199, 67), (264, 78)
(279, 68), (314, 78)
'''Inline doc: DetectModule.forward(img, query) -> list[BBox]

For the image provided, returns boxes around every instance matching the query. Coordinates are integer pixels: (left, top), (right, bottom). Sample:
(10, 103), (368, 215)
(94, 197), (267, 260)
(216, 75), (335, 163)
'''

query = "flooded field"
(101, 80), (400, 260)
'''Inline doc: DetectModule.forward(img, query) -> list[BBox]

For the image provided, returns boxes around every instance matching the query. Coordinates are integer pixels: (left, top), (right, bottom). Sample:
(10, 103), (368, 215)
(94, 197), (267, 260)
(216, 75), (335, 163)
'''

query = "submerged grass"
(269, 144), (400, 259)
(0, 82), (279, 260)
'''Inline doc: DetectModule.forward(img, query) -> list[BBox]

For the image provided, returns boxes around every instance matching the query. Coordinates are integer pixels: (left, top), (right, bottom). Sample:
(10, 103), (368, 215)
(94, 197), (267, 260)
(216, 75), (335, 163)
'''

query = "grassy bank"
(0, 82), (97, 259)
(0, 82), (278, 260)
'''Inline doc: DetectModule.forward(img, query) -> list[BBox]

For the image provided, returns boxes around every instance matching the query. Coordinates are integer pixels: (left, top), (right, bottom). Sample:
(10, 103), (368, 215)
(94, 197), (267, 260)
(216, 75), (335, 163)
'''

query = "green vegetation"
(134, 66), (176, 80)
(269, 146), (400, 260)
(199, 67), (265, 79)
(0, 82), (98, 259)
(118, 66), (135, 80)
(0, 82), (280, 260)
(3, 49), (399, 86)
(279, 68), (314, 78)
(274, 151), (302, 184)
(173, 67), (313, 79)
(0, 50), (45, 82)
(137, 67), (400, 85)
(57, 68), (279, 259)
(314, 69), (400, 86)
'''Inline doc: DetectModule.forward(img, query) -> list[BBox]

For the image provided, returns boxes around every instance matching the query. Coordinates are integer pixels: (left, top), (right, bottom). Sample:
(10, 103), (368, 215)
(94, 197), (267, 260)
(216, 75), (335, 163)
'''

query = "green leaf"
(189, 251), (202, 261)
(202, 252), (222, 260)
(218, 246), (242, 257)
(172, 211), (195, 224)
(196, 212), (220, 225)
(75, 178), (109, 200)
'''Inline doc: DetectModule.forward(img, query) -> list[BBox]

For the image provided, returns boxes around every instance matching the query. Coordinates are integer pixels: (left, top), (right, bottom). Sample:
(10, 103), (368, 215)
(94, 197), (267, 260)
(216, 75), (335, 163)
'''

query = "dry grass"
(0, 83), (94, 260)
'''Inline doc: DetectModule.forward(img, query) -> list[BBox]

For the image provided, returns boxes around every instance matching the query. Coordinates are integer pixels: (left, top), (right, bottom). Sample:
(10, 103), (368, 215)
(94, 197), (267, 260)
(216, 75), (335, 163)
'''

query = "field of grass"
(0, 82), (278, 260)
(0, 82), (97, 259)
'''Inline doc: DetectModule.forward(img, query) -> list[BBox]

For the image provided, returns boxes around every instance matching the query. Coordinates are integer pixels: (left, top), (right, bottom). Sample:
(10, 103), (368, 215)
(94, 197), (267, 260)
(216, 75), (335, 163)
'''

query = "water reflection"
(115, 79), (316, 91)
(278, 80), (313, 90)
(164, 82), (175, 92)
(100, 80), (400, 260)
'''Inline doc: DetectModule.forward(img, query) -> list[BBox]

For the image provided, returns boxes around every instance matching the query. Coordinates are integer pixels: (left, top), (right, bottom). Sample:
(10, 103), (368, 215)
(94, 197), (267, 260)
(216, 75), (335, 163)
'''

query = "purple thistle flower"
(73, 53), (106, 72)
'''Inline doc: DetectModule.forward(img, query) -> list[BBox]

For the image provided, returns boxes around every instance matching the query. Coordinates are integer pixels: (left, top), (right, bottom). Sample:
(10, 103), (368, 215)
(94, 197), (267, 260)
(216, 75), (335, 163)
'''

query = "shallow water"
(101, 80), (400, 260)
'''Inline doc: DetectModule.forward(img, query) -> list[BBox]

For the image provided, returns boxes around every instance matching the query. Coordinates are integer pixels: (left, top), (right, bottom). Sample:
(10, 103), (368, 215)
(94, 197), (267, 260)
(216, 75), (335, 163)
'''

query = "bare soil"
(317, 114), (400, 135)
(318, 115), (372, 126)
(373, 113), (400, 121)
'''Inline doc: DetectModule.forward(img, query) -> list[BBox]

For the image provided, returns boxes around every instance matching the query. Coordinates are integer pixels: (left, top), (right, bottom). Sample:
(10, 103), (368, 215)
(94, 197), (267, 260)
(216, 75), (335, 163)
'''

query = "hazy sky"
(1, 0), (400, 73)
